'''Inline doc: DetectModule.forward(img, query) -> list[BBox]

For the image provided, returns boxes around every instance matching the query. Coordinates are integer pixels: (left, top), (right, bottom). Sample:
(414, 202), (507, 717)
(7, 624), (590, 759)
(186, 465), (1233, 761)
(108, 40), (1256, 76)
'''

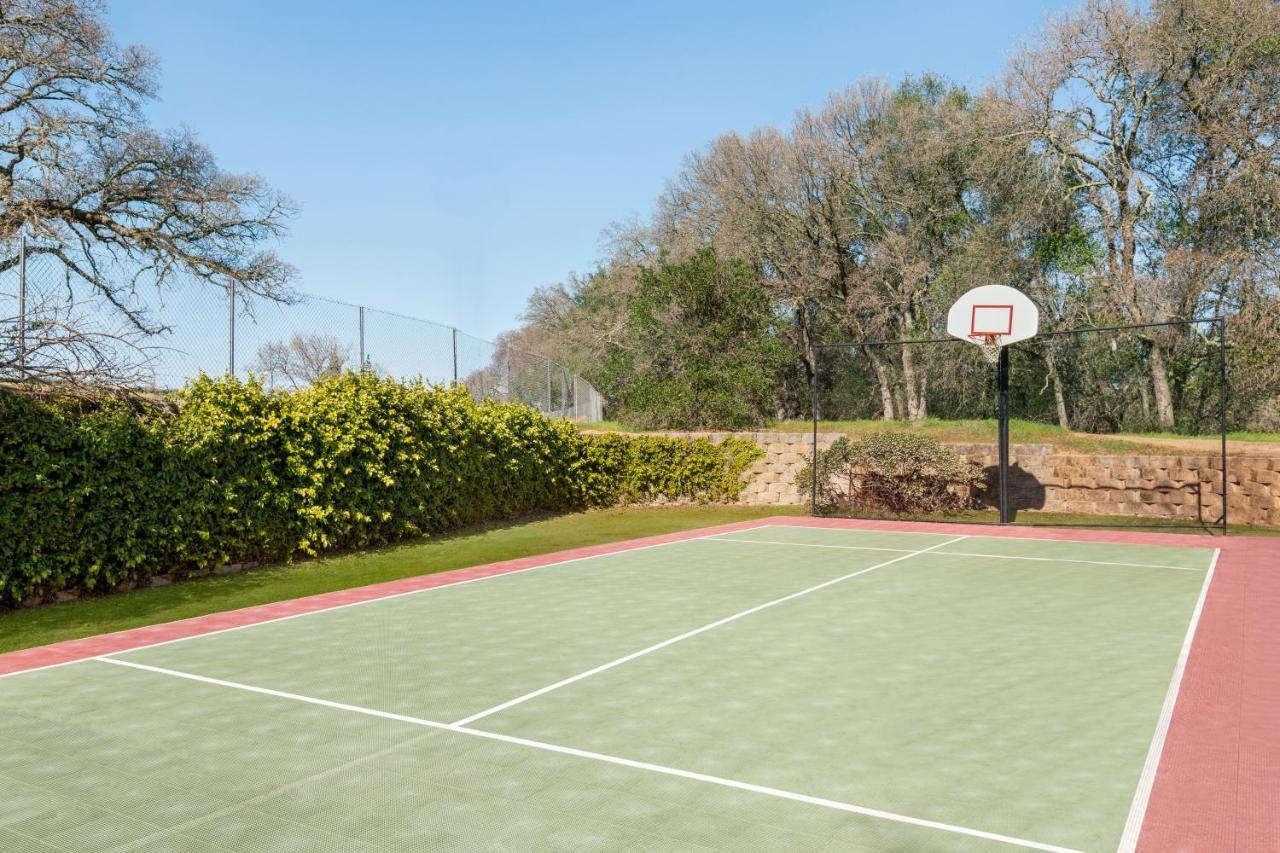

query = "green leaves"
(606, 248), (789, 430)
(0, 375), (762, 607)
(580, 434), (762, 506)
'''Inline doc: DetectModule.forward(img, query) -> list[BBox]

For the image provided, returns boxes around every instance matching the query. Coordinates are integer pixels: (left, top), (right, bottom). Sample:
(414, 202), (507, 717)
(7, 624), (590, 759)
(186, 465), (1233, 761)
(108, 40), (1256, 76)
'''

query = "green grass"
(1119, 429), (1280, 443)
(584, 418), (1168, 453)
(585, 419), (1280, 451)
(0, 506), (801, 655)
(770, 418), (1163, 452)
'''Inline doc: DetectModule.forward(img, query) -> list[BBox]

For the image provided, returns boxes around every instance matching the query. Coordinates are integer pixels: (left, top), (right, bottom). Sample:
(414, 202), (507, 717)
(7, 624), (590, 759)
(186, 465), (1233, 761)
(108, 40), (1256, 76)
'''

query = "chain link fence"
(0, 248), (604, 420)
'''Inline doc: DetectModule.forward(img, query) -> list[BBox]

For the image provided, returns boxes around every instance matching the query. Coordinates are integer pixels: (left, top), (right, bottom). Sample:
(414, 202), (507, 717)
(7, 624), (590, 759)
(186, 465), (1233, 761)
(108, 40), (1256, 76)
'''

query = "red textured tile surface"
(2, 514), (1276, 850)
(769, 516), (1280, 853)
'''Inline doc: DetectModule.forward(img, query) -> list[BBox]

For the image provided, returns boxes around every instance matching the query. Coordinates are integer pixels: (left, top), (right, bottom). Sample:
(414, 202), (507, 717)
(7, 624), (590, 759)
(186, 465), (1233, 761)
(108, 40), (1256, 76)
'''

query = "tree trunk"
(900, 345), (923, 421)
(866, 347), (895, 420)
(1148, 341), (1176, 430)
(1044, 347), (1070, 430)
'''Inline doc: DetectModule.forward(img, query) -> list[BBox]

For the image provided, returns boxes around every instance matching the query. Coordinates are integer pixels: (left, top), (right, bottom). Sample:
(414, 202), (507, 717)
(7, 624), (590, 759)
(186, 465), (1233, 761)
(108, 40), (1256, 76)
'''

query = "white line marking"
(451, 536), (969, 727)
(1116, 547), (1220, 853)
(0, 657), (95, 681)
(754, 521), (1223, 550)
(704, 536), (1207, 572)
(27, 534), (732, 669)
(94, 656), (1081, 853)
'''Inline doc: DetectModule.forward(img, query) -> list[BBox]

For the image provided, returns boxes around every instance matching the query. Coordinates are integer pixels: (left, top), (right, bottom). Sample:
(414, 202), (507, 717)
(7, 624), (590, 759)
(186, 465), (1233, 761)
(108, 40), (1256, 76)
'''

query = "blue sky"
(110, 0), (1075, 340)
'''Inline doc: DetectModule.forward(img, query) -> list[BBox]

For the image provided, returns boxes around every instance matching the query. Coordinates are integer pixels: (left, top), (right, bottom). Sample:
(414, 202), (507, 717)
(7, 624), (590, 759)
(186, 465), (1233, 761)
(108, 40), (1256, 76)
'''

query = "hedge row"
(0, 374), (761, 607)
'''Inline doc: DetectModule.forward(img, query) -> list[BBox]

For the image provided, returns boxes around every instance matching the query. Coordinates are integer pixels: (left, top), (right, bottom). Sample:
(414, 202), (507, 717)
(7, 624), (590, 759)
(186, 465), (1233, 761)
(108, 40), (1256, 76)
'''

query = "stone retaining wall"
(627, 431), (1280, 526)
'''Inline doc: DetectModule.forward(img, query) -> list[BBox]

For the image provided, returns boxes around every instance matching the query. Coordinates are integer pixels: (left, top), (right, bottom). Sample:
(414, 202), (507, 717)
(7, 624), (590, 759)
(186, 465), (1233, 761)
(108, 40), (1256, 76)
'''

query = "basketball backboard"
(946, 284), (1039, 363)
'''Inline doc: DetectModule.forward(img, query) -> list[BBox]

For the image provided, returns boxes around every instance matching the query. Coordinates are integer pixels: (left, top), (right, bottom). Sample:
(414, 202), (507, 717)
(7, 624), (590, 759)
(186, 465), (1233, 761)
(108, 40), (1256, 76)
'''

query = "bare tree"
(997, 0), (1280, 429)
(0, 284), (152, 390)
(254, 333), (350, 389)
(661, 122), (850, 416)
(0, 0), (296, 386)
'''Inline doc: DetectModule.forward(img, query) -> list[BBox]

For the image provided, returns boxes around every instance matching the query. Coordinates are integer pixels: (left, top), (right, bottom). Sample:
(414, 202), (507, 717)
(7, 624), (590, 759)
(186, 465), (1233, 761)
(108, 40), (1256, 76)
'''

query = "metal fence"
(0, 248), (605, 421)
(811, 318), (1229, 530)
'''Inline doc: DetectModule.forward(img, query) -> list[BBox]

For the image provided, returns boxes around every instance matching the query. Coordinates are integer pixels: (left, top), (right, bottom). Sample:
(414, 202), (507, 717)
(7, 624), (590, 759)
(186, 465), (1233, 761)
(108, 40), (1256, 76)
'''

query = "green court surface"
(0, 524), (1216, 852)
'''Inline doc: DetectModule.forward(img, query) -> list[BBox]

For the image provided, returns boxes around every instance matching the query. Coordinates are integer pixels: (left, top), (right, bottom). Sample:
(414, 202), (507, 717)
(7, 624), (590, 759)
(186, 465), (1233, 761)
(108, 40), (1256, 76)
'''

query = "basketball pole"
(997, 345), (1011, 524)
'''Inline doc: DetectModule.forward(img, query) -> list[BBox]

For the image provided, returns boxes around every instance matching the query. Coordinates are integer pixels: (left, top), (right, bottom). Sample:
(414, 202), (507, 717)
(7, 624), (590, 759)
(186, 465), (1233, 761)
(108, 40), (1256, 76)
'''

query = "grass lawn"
(587, 419), (1280, 453)
(1118, 429), (1280, 443)
(586, 418), (1167, 453)
(0, 506), (801, 655)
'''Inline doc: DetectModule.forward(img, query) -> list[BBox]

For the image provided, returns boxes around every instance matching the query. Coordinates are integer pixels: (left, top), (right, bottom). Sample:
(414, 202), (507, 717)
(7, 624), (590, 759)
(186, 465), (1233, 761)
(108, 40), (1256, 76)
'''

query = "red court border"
(1, 516), (1276, 852)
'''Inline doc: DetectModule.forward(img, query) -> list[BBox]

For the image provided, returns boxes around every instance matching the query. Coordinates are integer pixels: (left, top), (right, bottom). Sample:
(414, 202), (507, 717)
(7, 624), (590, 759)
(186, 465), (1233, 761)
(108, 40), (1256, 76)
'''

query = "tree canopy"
(512, 0), (1280, 433)
(0, 0), (295, 386)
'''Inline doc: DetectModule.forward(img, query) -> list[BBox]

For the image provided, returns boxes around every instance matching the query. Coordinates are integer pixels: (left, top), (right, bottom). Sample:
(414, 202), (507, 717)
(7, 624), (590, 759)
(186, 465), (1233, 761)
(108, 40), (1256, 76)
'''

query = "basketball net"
(973, 333), (1003, 366)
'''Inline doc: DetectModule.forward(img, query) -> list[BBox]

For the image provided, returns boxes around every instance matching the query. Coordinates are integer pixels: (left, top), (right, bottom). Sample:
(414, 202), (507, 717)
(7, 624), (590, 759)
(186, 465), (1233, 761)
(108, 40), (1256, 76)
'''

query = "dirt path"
(1073, 432), (1280, 457)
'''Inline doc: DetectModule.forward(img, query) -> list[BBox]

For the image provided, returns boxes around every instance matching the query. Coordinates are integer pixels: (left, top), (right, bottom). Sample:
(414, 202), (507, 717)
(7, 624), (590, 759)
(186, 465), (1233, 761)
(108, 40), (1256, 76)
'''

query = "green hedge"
(0, 374), (761, 607)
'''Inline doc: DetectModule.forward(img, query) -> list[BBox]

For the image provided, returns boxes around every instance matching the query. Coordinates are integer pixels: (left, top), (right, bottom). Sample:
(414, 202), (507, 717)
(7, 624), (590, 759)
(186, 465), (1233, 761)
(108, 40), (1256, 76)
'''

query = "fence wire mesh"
(812, 319), (1228, 529)
(0, 252), (604, 420)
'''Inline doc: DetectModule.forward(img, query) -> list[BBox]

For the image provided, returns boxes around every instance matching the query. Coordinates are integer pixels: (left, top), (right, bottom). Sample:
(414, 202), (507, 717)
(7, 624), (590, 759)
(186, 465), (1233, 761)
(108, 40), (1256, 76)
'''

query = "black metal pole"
(1218, 317), (1228, 534)
(811, 359), (820, 517)
(997, 346), (1011, 525)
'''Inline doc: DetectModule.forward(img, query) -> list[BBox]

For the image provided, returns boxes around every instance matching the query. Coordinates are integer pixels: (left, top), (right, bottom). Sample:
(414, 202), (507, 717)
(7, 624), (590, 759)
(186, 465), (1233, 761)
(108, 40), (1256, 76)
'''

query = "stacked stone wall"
(610, 431), (1280, 525)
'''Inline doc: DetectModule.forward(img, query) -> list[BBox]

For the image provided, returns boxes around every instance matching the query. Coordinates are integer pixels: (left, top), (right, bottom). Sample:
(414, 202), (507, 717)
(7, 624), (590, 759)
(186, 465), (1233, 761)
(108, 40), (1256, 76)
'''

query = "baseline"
(703, 535), (1207, 572)
(1117, 548), (1220, 852)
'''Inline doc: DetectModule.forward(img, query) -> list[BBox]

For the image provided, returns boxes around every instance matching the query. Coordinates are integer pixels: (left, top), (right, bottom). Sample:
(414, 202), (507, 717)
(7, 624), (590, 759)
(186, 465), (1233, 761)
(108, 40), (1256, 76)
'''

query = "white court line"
(0, 657), (96, 681)
(704, 535), (1207, 572)
(752, 521), (1223, 550)
(0, 532), (746, 682)
(1116, 547), (1220, 853)
(93, 656), (1082, 853)
(452, 535), (969, 727)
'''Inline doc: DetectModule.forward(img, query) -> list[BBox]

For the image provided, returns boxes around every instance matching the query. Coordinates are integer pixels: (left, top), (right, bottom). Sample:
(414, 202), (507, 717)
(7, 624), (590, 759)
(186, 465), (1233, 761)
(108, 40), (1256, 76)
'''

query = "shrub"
(0, 375), (763, 607)
(797, 432), (983, 514)
(579, 433), (762, 505)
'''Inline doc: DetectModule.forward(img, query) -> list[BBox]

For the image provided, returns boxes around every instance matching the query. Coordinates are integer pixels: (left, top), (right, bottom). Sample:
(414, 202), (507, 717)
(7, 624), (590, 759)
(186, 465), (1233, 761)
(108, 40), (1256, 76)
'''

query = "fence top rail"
(816, 316), (1225, 349)
(248, 288), (580, 380)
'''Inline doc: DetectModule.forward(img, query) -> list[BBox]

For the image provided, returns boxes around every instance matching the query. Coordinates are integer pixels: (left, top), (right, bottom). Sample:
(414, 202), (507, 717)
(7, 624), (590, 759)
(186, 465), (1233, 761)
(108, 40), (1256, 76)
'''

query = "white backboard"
(946, 284), (1039, 347)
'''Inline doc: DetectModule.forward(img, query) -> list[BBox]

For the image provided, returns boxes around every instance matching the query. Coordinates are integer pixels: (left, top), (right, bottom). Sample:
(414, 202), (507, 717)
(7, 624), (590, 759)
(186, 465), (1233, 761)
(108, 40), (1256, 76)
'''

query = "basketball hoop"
(972, 333), (1003, 366)
(945, 284), (1041, 527)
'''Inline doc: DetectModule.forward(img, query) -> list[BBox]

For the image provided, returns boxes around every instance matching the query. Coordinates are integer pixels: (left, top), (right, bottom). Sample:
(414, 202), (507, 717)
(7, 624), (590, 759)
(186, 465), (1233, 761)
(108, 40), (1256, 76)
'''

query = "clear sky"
(109, 0), (1075, 340)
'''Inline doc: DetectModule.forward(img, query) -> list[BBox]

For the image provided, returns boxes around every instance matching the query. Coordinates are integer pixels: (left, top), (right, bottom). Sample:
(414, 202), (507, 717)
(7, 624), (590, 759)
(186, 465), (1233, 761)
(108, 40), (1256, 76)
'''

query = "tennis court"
(1, 518), (1275, 853)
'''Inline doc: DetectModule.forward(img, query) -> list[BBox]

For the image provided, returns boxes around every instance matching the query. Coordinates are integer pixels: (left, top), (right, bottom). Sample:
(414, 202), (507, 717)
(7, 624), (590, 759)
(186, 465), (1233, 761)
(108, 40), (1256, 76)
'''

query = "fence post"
(358, 305), (366, 369)
(811, 353), (819, 516)
(16, 234), (26, 379)
(545, 361), (552, 414)
(451, 328), (458, 384)
(227, 280), (235, 376)
(1218, 316), (1228, 533)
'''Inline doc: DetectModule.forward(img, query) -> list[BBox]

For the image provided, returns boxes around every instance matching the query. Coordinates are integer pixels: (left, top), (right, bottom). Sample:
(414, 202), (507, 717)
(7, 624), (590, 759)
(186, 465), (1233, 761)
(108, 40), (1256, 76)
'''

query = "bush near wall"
(798, 432), (984, 514)
(0, 374), (762, 608)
